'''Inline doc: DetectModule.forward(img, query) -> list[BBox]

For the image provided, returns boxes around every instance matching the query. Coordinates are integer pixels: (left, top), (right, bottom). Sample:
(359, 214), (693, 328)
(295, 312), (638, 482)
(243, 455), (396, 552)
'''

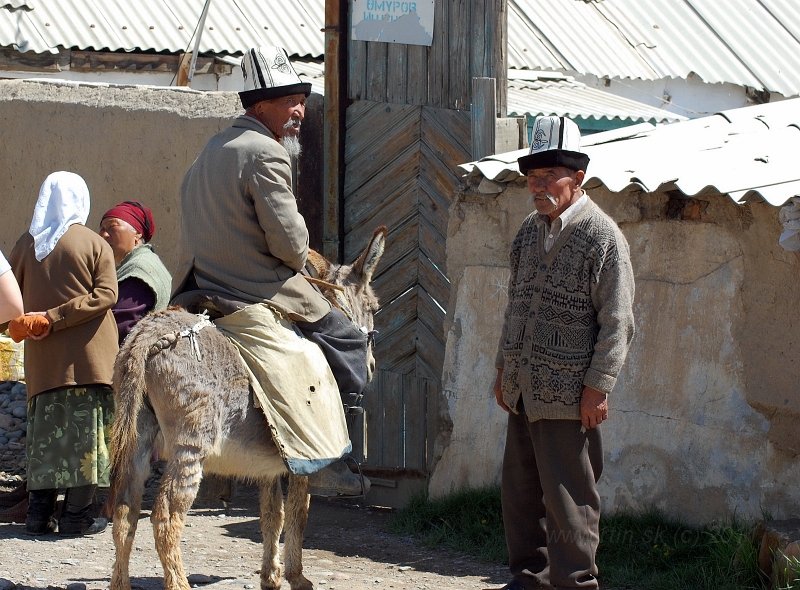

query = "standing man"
(494, 116), (635, 590)
(174, 46), (368, 497)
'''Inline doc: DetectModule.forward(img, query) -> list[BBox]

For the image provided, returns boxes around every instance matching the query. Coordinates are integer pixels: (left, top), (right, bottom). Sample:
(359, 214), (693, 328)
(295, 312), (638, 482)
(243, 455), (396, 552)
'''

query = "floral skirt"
(26, 386), (115, 490)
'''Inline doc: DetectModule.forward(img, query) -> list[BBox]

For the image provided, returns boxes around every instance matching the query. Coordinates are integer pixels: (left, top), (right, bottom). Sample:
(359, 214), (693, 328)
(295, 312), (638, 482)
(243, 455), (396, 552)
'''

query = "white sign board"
(351, 0), (435, 46)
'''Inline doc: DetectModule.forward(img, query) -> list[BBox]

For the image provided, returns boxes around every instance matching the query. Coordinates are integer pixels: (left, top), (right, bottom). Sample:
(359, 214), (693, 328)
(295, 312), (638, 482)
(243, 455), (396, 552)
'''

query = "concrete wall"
(431, 179), (800, 524)
(0, 78), (324, 276)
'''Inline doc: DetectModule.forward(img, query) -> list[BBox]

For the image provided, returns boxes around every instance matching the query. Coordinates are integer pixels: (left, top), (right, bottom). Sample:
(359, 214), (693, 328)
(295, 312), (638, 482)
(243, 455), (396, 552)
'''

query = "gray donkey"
(110, 227), (387, 590)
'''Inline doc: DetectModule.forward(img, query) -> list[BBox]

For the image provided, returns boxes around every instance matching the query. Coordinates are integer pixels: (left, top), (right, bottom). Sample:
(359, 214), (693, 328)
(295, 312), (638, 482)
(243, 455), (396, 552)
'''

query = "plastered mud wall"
(0, 79), (324, 275)
(433, 179), (800, 524)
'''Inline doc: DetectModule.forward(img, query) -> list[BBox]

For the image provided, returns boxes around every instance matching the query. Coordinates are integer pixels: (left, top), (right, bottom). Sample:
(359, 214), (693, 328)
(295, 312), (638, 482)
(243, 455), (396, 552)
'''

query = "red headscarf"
(101, 201), (155, 242)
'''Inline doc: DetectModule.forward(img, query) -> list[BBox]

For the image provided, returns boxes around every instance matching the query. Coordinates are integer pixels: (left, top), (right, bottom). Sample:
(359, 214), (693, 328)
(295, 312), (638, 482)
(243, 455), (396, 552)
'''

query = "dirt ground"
(0, 477), (511, 590)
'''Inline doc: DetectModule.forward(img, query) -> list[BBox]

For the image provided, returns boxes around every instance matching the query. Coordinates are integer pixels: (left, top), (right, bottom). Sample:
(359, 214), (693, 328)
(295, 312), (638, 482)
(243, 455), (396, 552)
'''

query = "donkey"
(110, 227), (387, 590)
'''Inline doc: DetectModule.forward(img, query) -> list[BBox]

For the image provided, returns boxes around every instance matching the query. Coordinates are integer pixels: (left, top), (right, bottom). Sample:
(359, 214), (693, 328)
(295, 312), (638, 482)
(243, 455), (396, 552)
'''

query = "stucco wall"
(0, 79), (243, 274)
(0, 78), (325, 275)
(431, 179), (800, 524)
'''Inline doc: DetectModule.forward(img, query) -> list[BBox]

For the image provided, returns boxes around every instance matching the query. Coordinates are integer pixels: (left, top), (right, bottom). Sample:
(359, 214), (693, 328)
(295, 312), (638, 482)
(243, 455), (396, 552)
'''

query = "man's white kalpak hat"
(239, 46), (311, 108)
(517, 116), (590, 175)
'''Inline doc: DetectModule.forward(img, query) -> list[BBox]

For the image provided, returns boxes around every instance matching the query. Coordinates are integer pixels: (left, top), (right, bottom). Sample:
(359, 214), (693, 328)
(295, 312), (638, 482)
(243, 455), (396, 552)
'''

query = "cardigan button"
(534, 286), (540, 292)
(520, 358), (529, 365)
(540, 264), (547, 271)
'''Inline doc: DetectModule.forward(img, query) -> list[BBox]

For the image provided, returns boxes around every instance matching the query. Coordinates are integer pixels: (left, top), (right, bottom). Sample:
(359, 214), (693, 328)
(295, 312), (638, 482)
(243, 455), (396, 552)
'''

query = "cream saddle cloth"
(215, 303), (351, 475)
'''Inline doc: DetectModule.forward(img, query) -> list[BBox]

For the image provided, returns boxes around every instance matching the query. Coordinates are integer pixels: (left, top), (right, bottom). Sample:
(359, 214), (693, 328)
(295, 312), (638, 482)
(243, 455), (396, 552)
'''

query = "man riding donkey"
(172, 46), (370, 496)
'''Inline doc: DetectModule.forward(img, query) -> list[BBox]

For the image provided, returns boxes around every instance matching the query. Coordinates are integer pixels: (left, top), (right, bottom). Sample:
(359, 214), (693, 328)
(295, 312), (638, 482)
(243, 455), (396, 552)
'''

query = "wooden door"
(343, 100), (471, 506)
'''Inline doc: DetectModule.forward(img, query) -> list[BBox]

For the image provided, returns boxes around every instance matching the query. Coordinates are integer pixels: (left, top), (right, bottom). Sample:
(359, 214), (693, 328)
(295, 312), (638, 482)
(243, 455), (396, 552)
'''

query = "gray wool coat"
(174, 115), (330, 323)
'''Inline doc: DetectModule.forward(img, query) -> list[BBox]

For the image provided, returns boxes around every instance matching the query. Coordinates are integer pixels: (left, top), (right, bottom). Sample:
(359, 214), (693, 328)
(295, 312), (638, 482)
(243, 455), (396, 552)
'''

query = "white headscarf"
(29, 171), (90, 262)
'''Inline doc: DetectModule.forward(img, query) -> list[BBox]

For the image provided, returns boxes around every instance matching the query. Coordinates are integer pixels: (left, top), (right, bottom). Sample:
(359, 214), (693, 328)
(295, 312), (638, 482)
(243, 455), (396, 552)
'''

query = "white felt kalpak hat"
(517, 116), (590, 174)
(239, 46), (311, 108)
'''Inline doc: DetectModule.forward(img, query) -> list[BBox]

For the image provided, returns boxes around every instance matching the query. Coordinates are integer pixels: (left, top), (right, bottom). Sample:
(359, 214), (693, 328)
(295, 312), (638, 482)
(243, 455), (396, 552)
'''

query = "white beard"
(280, 134), (302, 158)
(280, 119), (302, 158)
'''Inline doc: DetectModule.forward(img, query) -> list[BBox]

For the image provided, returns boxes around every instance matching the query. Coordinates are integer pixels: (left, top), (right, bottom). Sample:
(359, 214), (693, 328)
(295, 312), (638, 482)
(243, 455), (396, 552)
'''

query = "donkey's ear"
(353, 226), (387, 285)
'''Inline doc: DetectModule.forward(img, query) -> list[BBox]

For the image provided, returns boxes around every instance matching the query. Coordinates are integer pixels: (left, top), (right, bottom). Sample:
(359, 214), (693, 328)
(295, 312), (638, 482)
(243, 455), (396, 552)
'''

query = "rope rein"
(147, 311), (214, 360)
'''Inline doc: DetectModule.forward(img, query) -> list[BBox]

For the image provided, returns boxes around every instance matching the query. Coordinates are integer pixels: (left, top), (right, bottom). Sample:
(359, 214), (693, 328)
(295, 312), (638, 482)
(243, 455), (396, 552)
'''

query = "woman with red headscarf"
(99, 201), (171, 345)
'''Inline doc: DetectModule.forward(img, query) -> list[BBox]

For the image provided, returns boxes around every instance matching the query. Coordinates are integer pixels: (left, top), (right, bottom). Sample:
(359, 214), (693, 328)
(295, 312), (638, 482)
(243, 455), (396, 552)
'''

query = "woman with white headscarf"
(7, 171), (118, 537)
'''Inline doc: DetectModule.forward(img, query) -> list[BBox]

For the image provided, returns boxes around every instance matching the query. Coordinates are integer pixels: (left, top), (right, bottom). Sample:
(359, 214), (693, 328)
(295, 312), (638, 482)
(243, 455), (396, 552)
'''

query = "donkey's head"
(307, 226), (387, 380)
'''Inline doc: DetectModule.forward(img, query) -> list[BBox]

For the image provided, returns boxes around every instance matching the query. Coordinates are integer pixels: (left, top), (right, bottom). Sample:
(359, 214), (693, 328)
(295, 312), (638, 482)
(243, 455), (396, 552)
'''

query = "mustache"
(283, 119), (301, 131)
(527, 192), (558, 212)
(532, 194), (558, 207)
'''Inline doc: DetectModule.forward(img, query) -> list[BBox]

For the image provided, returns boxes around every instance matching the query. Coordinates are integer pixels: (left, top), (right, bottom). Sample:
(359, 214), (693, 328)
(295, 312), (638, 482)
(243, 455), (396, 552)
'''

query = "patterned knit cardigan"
(496, 197), (635, 422)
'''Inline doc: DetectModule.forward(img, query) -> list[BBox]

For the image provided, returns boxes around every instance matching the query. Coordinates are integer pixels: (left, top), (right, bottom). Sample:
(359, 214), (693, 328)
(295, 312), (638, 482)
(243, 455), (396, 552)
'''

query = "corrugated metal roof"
(459, 98), (800, 207)
(293, 58), (325, 95)
(0, 0), (324, 58)
(0, 4), (47, 54)
(507, 71), (686, 124)
(508, 0), (800, 98)
(4, 0), (798, 99)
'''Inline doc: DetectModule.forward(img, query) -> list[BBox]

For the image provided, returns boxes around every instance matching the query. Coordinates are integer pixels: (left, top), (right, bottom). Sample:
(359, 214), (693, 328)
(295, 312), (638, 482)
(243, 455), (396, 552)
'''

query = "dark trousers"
(295, 306), (368, 398)
(501, 406), (603, 589)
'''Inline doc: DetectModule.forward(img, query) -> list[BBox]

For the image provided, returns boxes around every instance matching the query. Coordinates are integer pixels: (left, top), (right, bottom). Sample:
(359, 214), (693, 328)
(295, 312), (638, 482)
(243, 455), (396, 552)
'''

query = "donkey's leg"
(151, 445), (204, 590)
(258, 476), (285, 590)
(111, 410), (159, 590)
(284, 475), (312, 590)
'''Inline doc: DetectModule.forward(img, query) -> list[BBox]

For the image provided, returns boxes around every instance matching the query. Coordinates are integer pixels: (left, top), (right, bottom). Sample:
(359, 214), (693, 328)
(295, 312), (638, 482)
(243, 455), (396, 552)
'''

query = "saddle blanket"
(215, 303), (351, 475)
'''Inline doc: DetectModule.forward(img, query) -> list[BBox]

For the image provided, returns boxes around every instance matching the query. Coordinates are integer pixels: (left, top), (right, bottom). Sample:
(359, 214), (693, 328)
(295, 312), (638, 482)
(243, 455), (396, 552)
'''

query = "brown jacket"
(9, 225), (119, 399)
(174, 115), (330, 322)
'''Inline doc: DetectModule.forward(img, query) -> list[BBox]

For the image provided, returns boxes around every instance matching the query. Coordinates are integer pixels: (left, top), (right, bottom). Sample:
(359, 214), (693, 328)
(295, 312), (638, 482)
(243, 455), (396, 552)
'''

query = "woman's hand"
(24, 311), (52, 340)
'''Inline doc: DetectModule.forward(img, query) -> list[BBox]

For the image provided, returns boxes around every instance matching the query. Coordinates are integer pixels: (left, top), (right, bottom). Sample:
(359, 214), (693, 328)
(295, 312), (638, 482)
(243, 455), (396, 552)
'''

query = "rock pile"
(0, 381), (27, 475)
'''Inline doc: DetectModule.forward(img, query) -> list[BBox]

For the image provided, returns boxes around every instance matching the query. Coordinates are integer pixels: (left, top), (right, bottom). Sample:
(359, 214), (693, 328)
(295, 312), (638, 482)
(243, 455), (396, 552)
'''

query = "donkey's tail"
(111, 315), (160, 474)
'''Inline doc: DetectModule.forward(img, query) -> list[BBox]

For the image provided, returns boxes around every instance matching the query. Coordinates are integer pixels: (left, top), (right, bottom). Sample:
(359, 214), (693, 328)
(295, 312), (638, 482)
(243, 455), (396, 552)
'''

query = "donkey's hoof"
(109, 575), (132, 590)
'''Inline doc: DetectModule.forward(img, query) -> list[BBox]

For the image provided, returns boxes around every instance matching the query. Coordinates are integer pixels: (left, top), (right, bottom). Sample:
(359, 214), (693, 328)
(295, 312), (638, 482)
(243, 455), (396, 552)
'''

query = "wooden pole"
(472, 77), (497, 161)
(322, 0), (347, 262)
(494, 0), (508, 115)
(176, 52), (191, 87)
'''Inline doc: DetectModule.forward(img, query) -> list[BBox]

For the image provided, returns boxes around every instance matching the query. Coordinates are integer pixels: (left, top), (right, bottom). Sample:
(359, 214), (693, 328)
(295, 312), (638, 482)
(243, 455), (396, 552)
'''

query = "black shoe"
(25, 514), (56, 535)
(59, 515), (108, 536)
(25, 488), (57, 535)
(59, 485), (107, 536)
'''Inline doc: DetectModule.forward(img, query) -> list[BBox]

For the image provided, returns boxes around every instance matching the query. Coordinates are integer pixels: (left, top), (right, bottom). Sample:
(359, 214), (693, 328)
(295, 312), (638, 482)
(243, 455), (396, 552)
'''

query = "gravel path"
(0, 379), (510, 590)
(0, 480), (510, 590)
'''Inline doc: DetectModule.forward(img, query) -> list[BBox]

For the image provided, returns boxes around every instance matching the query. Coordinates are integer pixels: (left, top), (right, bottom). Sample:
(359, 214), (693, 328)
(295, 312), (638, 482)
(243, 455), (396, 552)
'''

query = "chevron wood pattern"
(343, 100), (470, 472)
(344, 100), (470, 381)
